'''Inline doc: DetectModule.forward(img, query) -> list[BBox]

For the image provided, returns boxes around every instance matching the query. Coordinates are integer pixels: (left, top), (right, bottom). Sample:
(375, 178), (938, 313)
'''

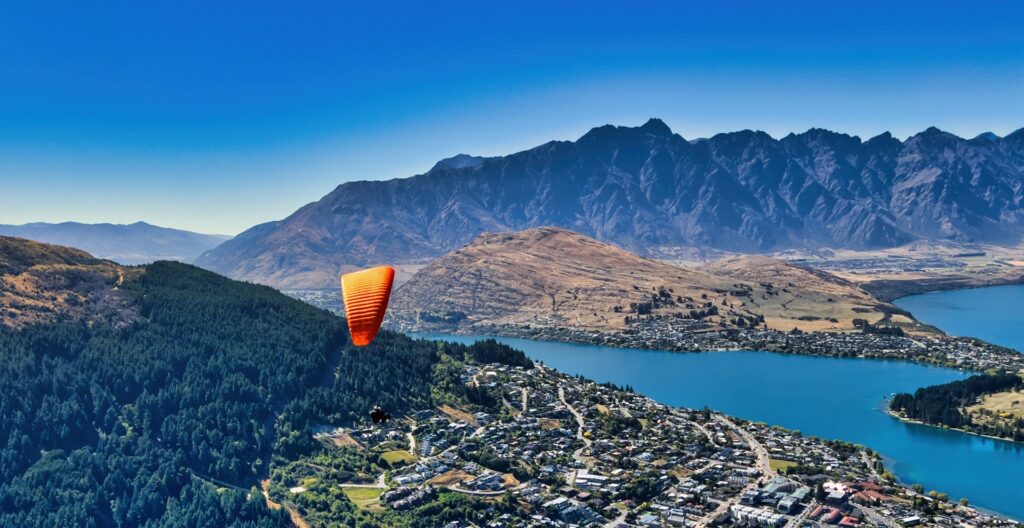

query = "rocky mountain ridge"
(197, 119), (1024, 288)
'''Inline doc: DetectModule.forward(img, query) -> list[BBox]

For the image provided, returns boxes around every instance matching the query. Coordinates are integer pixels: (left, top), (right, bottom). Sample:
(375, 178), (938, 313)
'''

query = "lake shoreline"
(864, 273), (1024, 303)
(401, 283), (1024, 520)
(395, 320), (1024, 373)
(894, 284), (1024, 356)
(415, 332), (1023, 520)
(885, 407), (1024, 446)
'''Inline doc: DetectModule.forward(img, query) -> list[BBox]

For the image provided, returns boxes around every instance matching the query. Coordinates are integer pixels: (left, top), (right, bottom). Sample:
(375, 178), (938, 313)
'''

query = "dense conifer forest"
(0, 261), (530, 527)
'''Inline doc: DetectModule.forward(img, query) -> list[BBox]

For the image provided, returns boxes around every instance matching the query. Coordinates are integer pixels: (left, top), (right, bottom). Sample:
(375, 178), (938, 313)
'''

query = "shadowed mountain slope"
(197, 120), (1024, 288)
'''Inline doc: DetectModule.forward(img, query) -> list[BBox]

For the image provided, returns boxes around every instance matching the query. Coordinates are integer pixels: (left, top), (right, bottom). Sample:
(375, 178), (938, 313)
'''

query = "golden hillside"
(0, 236), (136, 328)
(391, 227), (899, 333)
(700, 255), (898, 331)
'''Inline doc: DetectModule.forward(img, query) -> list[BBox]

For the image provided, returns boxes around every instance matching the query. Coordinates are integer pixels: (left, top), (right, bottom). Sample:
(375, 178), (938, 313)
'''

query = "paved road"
(784, 499), (817, 528)
(856, 451), (898, 527)
(339, 473), (386, 489)
(692, 419), (720, 447)
(559, 386), (591, 466)
(448, 485), (507, 497)
(695, 415), (778, 528)
(861, 506), (895, 528)
(715, 415), (774, 476)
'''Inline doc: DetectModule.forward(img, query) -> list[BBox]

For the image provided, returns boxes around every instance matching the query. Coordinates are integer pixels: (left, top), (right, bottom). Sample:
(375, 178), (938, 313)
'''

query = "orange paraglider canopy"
(341, 265), (395, 347)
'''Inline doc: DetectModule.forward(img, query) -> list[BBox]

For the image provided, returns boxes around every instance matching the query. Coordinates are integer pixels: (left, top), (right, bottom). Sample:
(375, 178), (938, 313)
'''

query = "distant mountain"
(0, 221), (231, 264)
(390, 227), (895, 332)
(196, 119), (1024, 288)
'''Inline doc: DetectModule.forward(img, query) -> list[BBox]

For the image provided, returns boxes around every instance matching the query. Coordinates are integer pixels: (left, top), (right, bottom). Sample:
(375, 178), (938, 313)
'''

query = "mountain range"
(196, 119), (1024, 288)
(0, 221), (231, 265)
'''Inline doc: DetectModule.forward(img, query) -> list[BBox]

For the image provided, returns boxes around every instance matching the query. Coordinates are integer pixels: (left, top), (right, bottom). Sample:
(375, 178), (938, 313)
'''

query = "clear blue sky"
(2, 1), (1022, 235)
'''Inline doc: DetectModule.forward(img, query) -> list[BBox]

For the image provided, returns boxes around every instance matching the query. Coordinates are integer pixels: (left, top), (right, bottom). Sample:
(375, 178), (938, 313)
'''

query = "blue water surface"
(414, 331), (1024, 519)
(895, 284), (1024, 352)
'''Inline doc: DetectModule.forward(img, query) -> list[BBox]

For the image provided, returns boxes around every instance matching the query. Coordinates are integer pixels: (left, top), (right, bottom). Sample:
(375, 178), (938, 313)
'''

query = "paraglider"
(340, 265), (396, 347)
(341, 266), (396, 425)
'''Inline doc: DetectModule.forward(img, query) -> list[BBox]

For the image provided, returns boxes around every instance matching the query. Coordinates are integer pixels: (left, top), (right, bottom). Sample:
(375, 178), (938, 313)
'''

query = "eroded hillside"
(0, 236), (136, 328)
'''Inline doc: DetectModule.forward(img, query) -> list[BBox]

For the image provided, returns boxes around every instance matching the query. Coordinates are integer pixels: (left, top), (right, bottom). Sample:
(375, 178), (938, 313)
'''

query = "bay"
(895, 284), (1024, 352)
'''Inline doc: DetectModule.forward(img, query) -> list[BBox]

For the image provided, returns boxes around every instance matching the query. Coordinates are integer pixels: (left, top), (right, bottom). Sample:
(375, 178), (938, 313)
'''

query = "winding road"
(559, 386), (591, 466)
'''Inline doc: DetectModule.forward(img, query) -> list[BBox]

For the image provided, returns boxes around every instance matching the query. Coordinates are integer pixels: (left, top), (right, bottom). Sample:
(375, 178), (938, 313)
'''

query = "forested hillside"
(890, 373), (1024, 441)
(0, 249), (530, 527)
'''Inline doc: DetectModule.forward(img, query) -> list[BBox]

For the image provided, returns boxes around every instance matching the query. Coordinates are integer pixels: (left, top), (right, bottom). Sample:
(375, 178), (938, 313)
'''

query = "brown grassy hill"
(390, 227), (899, 333)
(391, 227), (745, 331)
(700, 255), (898, 331)
(0, 236), (136, 328)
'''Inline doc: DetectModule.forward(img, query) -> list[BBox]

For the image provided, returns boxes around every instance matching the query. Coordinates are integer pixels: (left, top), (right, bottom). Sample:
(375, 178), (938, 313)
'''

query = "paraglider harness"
(370, 405), (391, 424)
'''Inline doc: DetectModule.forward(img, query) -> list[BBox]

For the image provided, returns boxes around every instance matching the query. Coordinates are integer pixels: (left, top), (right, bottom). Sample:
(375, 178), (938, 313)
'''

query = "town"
(288, 288), (1024, 375)
(282, 361), (1020, 528)
(462, 318), (1024, 374)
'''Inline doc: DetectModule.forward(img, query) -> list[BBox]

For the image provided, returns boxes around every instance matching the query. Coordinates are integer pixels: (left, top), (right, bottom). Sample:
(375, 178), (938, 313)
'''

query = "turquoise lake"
(416, 319), (1024, 519)
(894, 284), (1024, 352)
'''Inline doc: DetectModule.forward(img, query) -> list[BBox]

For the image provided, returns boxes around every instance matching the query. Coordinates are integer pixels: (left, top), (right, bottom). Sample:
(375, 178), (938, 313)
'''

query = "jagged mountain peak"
(795, 127), (859, 141)
(708, 129), (780, 152)
(638, 117), (673, 136)
(973, 131), (1000, 142)
(865, 131), (899, 145)
(195, 121), (1024, 288)
(432, 153), (488, 171)
(1005, 127), (1024, 144)
(579, 118), (678, 143)
(910, 126), (961, 141)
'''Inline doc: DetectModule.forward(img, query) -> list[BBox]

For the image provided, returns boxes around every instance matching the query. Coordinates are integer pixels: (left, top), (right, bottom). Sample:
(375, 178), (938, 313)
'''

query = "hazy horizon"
(3, 1), (1023, 235)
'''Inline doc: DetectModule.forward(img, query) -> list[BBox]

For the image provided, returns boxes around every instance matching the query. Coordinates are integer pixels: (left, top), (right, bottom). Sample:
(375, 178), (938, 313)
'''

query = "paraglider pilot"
(370, 406), (391, 424)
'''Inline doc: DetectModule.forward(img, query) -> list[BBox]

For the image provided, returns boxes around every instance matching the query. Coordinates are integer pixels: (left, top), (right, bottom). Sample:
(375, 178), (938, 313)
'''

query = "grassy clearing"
(342, 487), (384, 509)
(428, 469), (474, 487)
(967, 389), (1024, 419)
(327, 432), (362, 449)
(538, 418), (562, 430)
(670, 466), (692, 478)
(380, 450), (416, 467)
(438, 404), (478, 425)
(770, 458), (798, 472)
